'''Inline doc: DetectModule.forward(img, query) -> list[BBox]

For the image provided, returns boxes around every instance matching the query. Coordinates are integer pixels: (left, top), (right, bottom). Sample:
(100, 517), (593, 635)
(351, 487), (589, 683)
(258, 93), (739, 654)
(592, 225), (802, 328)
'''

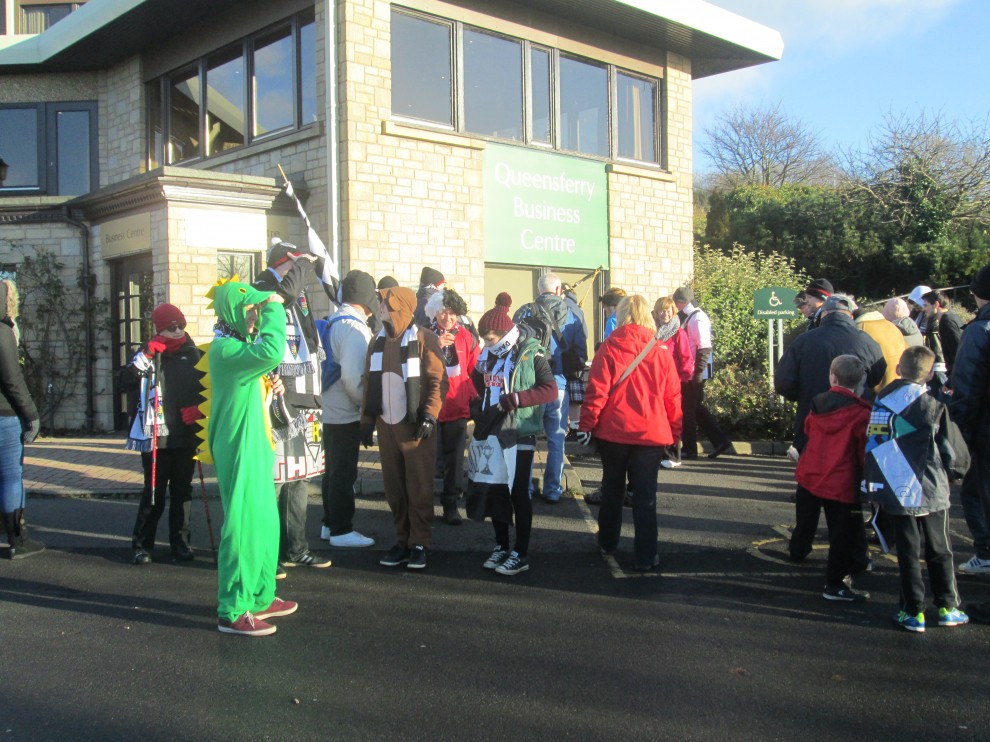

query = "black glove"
(360, 421), (376, 448)
(498, 392), (520, 412)
(22, 418), (40, 444)
(414, 412), (437, 440)
(575, 430), (592, 447)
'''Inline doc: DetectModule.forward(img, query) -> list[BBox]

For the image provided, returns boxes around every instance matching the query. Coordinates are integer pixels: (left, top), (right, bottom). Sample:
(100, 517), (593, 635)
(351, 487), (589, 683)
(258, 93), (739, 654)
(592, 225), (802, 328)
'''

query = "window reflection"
(300, 16), (317, 124)
(56, 110), (90, 195)
(559, 56), (608, 157)
(253, 26), (294, 136)
(207, 48), (246, 155)
(391, 11), (452, 126)
(463, 29), (522, 140)
(530, 48), (551, 144)
(617, 73), (656, 163)
(169, 69), (201, 163)
(0, 108), (39, 188)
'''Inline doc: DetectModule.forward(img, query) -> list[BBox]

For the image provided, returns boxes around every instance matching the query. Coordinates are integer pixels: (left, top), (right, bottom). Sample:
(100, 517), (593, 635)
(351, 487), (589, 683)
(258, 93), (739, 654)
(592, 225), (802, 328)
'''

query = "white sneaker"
(328, 531), (375, 548)
(660, 459), (681, 469)
(786, 446), (800, 463)
(958, 555), (990, 574)
(320, 525), (332, 541)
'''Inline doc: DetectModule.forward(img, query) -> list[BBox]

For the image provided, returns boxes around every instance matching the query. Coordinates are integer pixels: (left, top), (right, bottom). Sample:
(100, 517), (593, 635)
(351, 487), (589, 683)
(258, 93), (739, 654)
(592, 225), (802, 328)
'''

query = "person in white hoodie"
(316, 270), (378, 548)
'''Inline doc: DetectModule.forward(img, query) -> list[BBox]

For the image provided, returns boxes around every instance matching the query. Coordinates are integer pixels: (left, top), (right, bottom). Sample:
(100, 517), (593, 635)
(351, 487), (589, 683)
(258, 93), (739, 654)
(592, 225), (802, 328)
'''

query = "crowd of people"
(3, 246), (989, 638)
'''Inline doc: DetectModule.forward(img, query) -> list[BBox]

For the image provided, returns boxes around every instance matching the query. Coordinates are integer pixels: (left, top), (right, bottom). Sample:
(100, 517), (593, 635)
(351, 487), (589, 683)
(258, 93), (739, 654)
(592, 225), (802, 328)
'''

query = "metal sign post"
(753, 287), (800, 390)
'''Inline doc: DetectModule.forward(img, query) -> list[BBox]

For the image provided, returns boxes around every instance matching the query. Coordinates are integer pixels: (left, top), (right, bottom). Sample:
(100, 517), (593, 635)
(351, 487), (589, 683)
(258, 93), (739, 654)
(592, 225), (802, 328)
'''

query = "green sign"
(484, 143), (608, 269)
(754, 287), (800, 319)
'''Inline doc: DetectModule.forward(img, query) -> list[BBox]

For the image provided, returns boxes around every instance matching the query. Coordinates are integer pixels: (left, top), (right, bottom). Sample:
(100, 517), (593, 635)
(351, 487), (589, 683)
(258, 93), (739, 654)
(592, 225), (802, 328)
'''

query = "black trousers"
(680, 380), (730, 457)
(790, 486), (869, 573)
(892, 509), (960, 614)
(820, 497), (861, 587)
(321, 421), (362, 536)
(492, 448), (535, 557)
(437, 418), (468, 506)
(132, 448), (195, 551)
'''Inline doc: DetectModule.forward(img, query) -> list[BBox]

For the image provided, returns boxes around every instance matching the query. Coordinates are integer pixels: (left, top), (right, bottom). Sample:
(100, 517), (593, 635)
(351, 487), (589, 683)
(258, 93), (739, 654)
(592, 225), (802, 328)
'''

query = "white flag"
(284, 178), (339, 289)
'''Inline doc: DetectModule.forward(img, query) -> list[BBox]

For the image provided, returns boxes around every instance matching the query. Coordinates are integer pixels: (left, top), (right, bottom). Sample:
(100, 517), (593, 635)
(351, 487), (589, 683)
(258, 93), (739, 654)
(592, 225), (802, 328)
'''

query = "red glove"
(181, 406), (204, 425)
(145, 339), (167, 357)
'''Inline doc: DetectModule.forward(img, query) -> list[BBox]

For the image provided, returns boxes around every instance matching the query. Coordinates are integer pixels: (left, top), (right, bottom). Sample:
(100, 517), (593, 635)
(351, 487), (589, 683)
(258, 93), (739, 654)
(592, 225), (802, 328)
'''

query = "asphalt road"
(4, 454), (989, 741)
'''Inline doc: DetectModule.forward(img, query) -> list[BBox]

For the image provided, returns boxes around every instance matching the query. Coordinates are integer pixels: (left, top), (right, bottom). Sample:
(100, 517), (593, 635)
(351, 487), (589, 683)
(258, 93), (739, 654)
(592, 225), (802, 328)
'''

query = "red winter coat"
(437, 326), (481, 423)
(667, 328), (693, 383)
(795, 387), (871, 503)
(579, 324), (682, 446)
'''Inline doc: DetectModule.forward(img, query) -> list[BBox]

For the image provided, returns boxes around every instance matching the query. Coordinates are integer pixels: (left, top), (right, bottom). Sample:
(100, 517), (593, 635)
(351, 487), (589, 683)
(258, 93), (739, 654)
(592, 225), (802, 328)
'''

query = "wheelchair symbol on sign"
(768, 292), (782, 307)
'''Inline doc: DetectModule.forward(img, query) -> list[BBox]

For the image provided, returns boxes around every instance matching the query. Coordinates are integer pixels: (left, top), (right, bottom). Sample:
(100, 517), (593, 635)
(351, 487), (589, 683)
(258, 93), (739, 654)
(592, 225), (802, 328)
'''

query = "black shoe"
(708, 442), (736, 459)
(281, 551), (332, 568)
(681, 452), (698, 460)
(10, 537), (45, 560)
(965, 601), (990, 624)
(380, 544), (411, 567)
(132, 548), (152, 565)
(171, 543), (195, 562)
(406, 545), (428, 570)
(633, 554), (660, 572)
(275, 564), (287, 580)
(583, 489), (602, 506)
(823, 584), (869, 602)
(442, 503), (463, 526)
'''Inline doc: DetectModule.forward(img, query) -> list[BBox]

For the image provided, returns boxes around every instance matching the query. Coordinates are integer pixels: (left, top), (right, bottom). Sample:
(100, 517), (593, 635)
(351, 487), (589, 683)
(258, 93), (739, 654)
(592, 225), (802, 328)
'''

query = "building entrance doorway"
(110, 255), (154, 430)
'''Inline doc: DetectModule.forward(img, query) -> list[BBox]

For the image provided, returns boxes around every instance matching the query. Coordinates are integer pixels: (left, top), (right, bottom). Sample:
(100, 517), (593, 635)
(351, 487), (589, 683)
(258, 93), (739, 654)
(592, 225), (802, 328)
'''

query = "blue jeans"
(0, 416), (25, 513)
(531, 381), (567, 501)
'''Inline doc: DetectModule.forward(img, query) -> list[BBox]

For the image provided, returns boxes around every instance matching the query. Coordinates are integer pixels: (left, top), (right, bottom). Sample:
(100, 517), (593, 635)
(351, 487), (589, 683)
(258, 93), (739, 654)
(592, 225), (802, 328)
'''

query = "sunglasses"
(164, 322), (186, 332)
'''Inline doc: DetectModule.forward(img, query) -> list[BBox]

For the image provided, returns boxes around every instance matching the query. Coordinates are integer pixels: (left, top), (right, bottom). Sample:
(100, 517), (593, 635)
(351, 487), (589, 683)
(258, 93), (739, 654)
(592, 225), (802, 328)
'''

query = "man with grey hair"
(775, 293), (887, 563)
(513, 272), (588, 503)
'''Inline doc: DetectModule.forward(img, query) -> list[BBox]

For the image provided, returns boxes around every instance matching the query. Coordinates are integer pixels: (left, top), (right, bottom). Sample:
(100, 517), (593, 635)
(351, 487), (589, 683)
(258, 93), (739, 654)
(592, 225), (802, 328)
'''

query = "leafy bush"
(688, 243), (807, 440)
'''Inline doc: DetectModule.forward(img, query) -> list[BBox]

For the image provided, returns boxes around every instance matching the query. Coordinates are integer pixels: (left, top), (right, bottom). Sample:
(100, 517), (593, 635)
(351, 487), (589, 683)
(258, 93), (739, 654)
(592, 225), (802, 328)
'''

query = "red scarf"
(153, 333), (189, 354)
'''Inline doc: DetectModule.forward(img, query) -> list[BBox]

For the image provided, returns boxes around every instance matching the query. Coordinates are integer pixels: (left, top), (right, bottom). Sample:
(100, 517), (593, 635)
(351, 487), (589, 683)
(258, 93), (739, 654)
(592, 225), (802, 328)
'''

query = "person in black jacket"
(0, 279), (43, 559)
(775, 294), (887, 452)
(121, 303), (203, 564)
(920, 289), (963, 381)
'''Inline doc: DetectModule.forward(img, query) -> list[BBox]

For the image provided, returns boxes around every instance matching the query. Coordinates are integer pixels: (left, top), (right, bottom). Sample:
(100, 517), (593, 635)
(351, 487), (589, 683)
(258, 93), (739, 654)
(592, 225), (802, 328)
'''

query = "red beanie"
(479, 292), (514, 335)
(152, 303), (186, 333)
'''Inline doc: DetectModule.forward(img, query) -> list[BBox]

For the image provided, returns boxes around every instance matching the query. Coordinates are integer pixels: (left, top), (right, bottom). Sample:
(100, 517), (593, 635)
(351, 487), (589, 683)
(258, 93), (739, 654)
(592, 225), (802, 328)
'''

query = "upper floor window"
(0, 102), (97, 196)
(147, 9), (316, 168)
(16, 1), (86, 34)
(390, 7), (662, 166)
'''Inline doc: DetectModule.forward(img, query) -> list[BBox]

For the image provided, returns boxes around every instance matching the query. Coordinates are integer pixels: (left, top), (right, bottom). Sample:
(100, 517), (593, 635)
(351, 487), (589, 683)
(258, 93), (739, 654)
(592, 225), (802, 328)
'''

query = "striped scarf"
(365, 324), (421, 423)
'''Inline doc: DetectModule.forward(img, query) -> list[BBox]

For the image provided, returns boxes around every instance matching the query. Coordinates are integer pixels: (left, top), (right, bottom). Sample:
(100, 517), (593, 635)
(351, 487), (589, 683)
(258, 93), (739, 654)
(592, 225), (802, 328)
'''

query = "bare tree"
(846, 111), (990, 241)
(701, 102), (837, 188)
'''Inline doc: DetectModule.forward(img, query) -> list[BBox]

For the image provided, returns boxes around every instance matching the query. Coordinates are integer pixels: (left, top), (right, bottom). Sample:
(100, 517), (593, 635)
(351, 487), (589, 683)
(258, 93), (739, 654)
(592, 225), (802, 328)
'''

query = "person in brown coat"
(361, 286), (447, 570)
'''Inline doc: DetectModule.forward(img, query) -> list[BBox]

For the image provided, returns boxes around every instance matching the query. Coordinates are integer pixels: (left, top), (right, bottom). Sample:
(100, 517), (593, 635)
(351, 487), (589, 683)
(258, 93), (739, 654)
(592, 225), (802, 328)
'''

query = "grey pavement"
(6, 436), (990, 740)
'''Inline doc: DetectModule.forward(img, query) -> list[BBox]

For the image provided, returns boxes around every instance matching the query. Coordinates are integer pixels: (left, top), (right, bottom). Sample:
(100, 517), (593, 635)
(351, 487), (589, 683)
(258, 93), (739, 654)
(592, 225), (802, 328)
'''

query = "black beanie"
(340, 270), (377, 310)
(805, 278), (834, 301)
(971, 264), (990, 301)
(377, 275), (399, 290)
(419, 267), (445, 288)
(267, 240), (307, 267)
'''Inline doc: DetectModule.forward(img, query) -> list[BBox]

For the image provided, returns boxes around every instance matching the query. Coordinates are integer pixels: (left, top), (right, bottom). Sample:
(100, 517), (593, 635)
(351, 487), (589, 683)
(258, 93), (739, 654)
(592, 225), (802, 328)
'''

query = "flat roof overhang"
(0, 0), (781, 77)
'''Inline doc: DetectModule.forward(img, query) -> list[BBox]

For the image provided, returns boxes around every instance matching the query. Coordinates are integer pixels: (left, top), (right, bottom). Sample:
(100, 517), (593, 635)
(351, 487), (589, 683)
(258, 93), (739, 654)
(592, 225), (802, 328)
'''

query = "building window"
(217, 251), (259, 282)
(147, 9), (316, 167)
(17, 2), (84, 34)
(389, 7), (662, 165)
(390, 11), (452, 127)
(0, 102), (97, 195)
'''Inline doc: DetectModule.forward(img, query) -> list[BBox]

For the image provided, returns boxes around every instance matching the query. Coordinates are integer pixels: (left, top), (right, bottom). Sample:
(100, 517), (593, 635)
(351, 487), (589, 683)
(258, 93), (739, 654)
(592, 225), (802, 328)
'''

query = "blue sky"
(693, 0), (990, 175)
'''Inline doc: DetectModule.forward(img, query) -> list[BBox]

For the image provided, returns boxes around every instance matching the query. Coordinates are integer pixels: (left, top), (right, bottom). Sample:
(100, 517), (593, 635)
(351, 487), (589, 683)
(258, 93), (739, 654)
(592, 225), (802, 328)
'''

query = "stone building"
(0, 0), (781, 430)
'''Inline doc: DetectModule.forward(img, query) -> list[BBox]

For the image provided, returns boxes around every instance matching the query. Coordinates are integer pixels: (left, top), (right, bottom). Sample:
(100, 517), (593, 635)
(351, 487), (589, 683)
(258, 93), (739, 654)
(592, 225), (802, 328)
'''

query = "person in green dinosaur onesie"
(208, 279), (299, 637)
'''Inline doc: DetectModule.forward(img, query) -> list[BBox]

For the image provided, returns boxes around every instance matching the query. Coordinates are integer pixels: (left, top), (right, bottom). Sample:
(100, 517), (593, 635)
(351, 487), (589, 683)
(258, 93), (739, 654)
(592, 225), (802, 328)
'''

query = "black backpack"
(516, 301), (585, 379)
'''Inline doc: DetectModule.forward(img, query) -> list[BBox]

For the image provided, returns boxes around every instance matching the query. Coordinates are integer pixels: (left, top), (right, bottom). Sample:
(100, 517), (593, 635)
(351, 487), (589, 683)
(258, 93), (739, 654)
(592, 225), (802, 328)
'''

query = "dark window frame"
(147, 9), (316, 169)
(389, 6), (663, 167)
(0, 101), (98, 196)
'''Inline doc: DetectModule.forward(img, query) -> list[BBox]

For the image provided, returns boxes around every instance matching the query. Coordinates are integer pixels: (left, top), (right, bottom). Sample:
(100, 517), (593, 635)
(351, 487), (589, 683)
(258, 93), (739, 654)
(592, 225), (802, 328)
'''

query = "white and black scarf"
(365, 324), (421, 423)
(125, 357), (167, 452)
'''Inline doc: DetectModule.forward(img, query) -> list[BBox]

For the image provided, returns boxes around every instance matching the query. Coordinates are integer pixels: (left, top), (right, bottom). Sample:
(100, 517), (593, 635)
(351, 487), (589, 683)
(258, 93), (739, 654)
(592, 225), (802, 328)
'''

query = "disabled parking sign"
(753, 287), (799, 319)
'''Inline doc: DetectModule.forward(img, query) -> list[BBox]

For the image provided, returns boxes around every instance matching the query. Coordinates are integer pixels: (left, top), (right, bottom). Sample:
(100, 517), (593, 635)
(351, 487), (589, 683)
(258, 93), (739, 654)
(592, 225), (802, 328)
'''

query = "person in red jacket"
(425, 287), (480, 525)
(794, 354), (872, 602)
(577, 295), (682, 571)
(654, 296), (693, 469)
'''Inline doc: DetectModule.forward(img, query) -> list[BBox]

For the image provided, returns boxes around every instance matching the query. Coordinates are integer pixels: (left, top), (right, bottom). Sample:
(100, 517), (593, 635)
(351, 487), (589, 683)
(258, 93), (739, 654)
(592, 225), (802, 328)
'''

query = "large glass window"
(18, 2), (80, 33)
(463, 29), (522, 141)
(389, 8), (662, 164)
(391, 11), (452, 126)
(169, 68), (201, 163)
(529, 47), (551, 145)
(217, 251), (259, 281)
(0, 102), (96, 196)
(0, 107), (40, 189)
(206, 47), (246, 155)
(559, 56), (608, 157)
(148, 10), (316, 167)
(253, 26), (294, 136)
(617, 72), (657, 163)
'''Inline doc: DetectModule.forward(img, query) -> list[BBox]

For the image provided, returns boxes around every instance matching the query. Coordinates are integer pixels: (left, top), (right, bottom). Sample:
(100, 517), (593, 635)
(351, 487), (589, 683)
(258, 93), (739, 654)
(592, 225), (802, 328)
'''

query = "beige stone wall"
(104, 57), (145, 186)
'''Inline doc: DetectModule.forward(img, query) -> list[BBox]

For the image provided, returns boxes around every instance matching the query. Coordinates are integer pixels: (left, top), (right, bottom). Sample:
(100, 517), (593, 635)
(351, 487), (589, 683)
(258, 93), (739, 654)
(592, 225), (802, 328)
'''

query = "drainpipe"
(324, 0), (342, 276)
(62, 209), (96, 432)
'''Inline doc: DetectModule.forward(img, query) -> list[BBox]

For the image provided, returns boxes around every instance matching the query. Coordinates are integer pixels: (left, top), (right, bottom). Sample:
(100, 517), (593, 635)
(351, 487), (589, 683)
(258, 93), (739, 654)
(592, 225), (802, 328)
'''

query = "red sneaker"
(254, 597), (298, 620)
(217, 612), (277, 637)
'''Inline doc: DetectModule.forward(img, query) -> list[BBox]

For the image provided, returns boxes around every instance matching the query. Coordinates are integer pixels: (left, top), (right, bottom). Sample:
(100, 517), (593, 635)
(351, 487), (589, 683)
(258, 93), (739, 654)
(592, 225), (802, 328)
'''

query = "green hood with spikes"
(213, 281), (275, 337)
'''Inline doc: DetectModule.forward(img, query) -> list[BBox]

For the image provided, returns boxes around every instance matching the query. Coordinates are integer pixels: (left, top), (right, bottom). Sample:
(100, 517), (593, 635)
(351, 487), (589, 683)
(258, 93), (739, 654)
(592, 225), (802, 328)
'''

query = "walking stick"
(197, 459), (218, 566)
(150, 355), (161, 507)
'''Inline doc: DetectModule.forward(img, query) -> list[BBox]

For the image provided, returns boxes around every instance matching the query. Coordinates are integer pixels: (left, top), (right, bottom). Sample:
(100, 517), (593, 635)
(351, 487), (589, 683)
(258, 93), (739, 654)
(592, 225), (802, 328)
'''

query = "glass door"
(111, 255), (154, 430)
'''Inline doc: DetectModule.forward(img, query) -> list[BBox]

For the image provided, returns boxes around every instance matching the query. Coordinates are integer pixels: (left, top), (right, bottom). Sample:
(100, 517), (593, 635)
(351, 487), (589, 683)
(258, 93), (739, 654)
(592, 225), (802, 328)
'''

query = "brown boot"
(4, 509), (45, 560)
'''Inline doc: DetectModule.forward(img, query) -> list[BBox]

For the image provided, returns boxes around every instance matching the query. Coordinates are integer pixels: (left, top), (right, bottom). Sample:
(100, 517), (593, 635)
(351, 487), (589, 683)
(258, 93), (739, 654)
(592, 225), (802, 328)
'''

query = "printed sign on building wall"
(484, 143), (608, 269)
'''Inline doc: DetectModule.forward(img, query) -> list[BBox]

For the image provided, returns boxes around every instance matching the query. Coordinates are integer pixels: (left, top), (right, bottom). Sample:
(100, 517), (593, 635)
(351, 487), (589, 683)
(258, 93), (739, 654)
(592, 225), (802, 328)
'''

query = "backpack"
(515, 300), (585, 379)
(315, 315), (361, 390)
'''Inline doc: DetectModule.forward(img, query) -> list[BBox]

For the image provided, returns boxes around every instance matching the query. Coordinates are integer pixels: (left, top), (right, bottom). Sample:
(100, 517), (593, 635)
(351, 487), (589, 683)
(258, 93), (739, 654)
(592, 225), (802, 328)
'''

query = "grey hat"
(672, 286), (694, 304)
(823, 293), (856, 313)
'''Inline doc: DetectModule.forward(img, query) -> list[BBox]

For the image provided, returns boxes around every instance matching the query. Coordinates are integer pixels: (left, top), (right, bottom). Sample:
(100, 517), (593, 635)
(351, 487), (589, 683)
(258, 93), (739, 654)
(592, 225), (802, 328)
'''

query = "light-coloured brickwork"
(104, 57), (145, 186)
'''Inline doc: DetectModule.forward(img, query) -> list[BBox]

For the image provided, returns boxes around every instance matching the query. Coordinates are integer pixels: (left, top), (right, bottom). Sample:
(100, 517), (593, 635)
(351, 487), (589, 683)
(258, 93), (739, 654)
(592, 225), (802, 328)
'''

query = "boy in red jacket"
(794, 355), (872, 602)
